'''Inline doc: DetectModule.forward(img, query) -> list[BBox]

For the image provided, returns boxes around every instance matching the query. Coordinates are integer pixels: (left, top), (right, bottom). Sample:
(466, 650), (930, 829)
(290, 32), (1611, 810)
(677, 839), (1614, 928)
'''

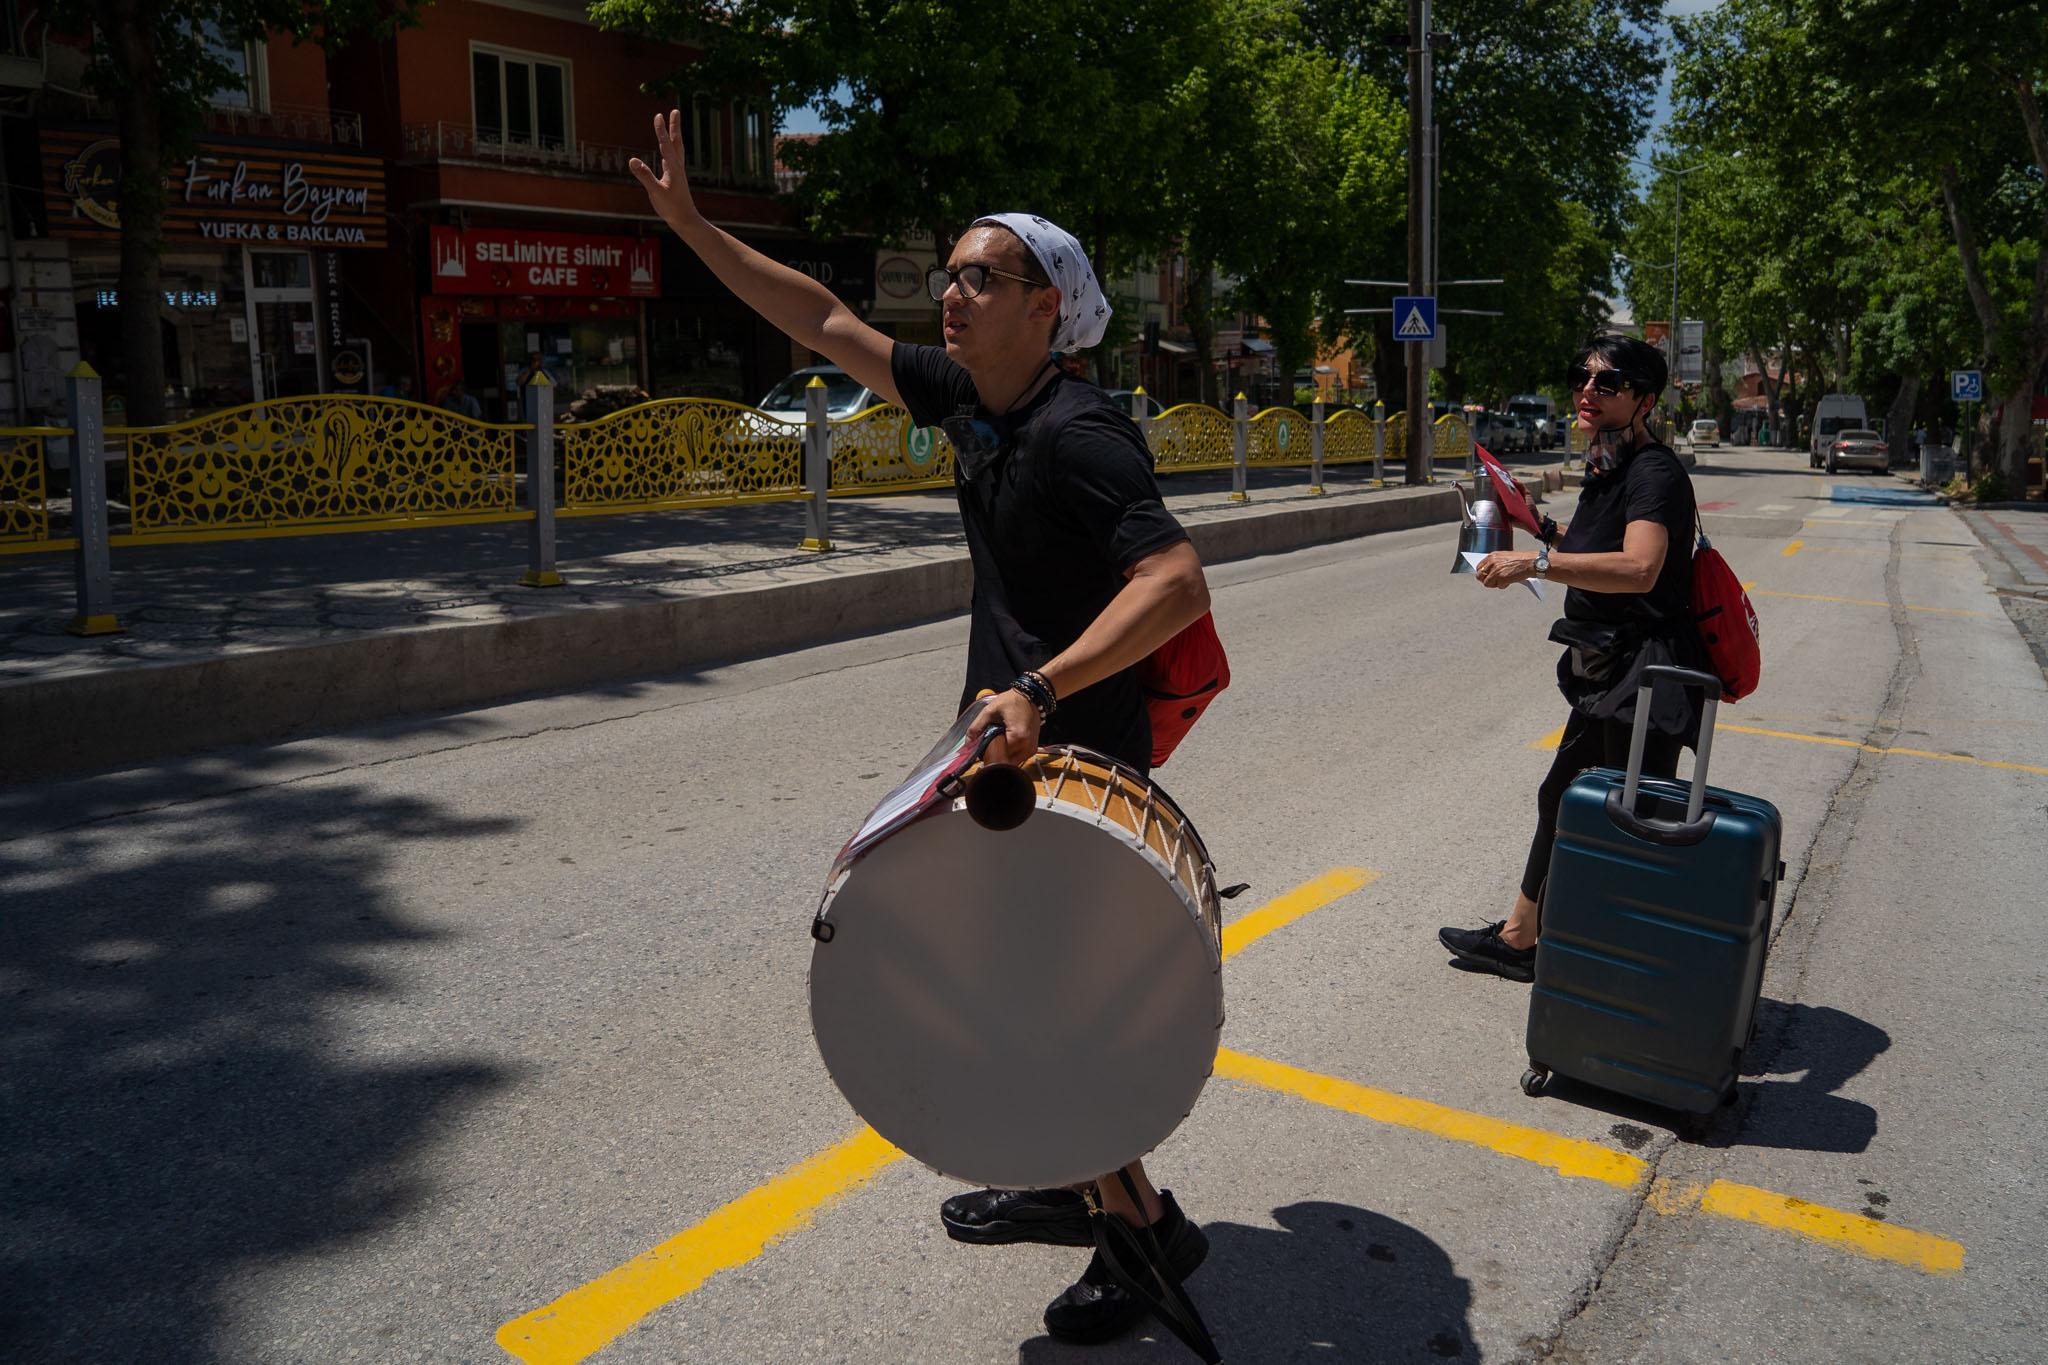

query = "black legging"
(1520, 709), (1684, 901)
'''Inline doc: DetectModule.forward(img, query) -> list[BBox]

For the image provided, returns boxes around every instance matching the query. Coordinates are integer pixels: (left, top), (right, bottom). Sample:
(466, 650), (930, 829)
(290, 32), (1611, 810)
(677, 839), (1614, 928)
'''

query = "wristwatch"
(1534, 546), (1551, 577)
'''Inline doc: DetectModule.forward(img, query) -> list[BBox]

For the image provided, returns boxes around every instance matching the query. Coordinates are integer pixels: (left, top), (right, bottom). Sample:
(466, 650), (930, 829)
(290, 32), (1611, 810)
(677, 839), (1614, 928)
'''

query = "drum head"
(810, 805), (1221, 1189)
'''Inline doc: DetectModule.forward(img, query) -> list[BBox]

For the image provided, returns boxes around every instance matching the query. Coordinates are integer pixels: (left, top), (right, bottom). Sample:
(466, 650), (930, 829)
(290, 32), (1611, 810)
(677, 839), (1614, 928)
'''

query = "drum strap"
(1089, 1169), (1224, 1364)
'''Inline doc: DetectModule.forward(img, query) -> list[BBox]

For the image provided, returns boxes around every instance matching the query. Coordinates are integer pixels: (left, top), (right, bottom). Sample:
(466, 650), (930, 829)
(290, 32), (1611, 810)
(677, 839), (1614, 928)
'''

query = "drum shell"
(811, 754), (1221, 1189)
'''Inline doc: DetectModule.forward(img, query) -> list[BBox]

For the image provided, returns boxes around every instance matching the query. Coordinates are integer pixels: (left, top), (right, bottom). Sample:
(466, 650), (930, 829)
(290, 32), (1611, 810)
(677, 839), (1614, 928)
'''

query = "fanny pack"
(1547, 618), (1640, 683)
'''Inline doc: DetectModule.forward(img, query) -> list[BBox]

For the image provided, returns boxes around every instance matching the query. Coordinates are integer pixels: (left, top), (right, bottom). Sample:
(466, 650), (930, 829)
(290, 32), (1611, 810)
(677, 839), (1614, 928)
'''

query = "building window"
(472, 46), (571, 152)
(199, 19), (266, 110)
(687, 96), (721, 177)
(734, 104), (773, 183)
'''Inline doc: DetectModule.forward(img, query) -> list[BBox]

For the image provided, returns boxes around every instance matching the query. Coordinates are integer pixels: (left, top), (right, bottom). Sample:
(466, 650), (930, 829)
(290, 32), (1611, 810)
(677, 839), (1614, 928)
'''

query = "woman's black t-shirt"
(1554, 440), (1708, 742)
(889, 343), (1188, 769)
(1559, 441), (1696, 627)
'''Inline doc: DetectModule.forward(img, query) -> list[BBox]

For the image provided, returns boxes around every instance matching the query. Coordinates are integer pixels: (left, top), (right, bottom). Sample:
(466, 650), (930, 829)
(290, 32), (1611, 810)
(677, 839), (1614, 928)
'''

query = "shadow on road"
(0, 777), (515, 1363)
(1016, 1200), (1477, 1364)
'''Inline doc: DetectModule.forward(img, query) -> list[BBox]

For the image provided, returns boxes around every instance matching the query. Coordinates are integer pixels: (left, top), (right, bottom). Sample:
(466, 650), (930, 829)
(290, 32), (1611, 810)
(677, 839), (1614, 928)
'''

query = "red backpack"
(1691, 529), (1761, 701)
(1141, 612), (1230, 766)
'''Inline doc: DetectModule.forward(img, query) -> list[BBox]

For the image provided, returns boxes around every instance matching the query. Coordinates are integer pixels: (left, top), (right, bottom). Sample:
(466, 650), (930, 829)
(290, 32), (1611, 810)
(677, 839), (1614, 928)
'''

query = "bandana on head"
(968, 212), (1111, 353)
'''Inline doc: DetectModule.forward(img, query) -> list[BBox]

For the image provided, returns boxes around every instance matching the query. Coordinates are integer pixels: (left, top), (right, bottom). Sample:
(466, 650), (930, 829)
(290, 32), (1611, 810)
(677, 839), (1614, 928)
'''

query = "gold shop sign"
(43, 127), (387, 249)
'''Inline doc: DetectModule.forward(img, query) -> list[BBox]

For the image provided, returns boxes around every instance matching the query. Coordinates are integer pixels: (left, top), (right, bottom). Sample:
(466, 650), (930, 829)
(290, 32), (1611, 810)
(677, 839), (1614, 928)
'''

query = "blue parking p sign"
(1392, 296), (1437, 342)
(1952, 370), (1983, 402)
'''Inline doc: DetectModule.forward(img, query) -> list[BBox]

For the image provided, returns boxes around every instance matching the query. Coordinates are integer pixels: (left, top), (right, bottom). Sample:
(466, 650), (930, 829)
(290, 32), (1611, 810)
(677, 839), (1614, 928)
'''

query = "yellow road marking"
(1529, 720), (2047, 776)
(1229, 1065), (1966, 1276)
(1782, 539), (1803, 557)
(1694, 1180), (1965, 1275)
(1748, 588), (1991, 618)
(1720, 724), (2048, 776)
(498, 867), (1377, 1363)
(1215, 1048), (1649, 1187)
(1220, 867), (1377, 959)
(495, 1126), (905, 1365)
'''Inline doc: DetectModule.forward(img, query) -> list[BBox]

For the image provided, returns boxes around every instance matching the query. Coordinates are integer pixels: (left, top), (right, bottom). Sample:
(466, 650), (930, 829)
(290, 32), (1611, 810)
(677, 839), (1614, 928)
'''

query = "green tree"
(1669, 0), (2046, 485)
(52, 0), (429, 423)
(1302, 0), (1665, 409)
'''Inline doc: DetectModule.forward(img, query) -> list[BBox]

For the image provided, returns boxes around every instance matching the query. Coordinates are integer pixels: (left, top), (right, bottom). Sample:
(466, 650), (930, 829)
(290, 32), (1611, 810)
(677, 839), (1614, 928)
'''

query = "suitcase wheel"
(1519, 1066), (1550, 1098)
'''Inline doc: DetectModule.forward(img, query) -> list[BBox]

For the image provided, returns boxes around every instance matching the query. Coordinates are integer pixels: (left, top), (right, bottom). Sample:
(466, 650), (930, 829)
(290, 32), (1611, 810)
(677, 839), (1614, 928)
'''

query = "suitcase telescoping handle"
(1622, 664), (1722, 827)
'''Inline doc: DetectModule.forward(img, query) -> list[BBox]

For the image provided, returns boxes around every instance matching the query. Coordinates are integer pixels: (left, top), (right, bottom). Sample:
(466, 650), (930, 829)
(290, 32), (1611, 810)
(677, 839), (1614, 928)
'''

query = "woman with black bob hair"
(1439, 333), (1708, 981)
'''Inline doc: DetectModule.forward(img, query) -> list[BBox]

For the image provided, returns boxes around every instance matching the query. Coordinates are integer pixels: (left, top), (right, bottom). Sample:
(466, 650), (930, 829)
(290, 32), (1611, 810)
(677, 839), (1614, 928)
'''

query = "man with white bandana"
(633, 113), (1214, 1343)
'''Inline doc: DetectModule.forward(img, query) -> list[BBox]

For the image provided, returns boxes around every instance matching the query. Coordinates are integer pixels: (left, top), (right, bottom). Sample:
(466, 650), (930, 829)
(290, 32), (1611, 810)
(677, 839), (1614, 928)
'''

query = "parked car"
(1809, 393), (1870, 468)
(1511, 415), (1541, 452)
(1472, 411), (1519, 453)
(1689, 419), (1721, 448)
(1824, 427), (1889, 474)
(757, 365), (884, 424)
(1507, 393), (1561, 447)
(1103, 388), (1166, 418)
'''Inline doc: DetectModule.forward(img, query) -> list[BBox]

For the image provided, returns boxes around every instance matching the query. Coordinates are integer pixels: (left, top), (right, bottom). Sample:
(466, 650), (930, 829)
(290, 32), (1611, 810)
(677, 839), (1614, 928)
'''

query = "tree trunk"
(1705, 340), (1733, 435)
(1183, 261), (1214, 406)
(1996, 78), (2048, 493)
(1885, 374), (1919, 469)
(1937, 163), (2003, 365)
(99, 0), (168, 425)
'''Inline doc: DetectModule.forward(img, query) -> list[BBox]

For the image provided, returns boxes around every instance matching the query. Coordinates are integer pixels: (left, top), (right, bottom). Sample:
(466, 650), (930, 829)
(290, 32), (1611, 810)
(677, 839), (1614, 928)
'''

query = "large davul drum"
(809, 702), (1224, 1189)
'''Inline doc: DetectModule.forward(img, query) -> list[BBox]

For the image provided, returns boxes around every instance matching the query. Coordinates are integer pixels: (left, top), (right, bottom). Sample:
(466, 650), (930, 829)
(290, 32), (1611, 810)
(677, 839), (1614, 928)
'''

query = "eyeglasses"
(1566, 365), (1634, 397)
(927, 263), (1050, 303)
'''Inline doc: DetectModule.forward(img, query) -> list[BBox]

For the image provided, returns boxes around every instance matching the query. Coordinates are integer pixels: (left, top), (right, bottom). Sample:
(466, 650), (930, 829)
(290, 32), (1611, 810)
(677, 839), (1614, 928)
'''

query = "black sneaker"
(1439, 920), (1537, 982)
(1043, 1191), (1209, 1343)
(940, 1186), (1092, 1247)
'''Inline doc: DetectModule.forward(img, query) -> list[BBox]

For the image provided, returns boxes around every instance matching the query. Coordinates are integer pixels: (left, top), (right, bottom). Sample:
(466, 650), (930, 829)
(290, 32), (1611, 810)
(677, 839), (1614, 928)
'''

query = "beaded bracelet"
(1010, 670), (1057, 722)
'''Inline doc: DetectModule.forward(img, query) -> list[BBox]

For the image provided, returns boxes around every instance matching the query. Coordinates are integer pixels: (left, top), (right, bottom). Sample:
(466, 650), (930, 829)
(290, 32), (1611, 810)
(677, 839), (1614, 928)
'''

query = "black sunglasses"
(927, 263), (1050, 302)
(1566, 364), (1634, 397)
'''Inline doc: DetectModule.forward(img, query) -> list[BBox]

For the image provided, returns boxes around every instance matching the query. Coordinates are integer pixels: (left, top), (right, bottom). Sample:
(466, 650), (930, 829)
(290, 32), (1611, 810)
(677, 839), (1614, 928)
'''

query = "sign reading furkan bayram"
(42, 127), (386, 249)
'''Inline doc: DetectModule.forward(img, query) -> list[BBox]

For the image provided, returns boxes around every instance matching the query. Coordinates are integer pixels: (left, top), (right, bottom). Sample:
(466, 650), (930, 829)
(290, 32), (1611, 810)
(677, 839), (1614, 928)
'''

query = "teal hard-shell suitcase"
(1523, 666), (1785, 1115)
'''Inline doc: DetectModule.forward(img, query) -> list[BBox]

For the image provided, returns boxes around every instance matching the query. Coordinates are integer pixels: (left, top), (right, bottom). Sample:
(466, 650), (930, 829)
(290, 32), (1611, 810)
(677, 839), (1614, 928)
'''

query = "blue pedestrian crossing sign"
(1951, 370), (1983, 403)
(1392, 295), (1437, 342)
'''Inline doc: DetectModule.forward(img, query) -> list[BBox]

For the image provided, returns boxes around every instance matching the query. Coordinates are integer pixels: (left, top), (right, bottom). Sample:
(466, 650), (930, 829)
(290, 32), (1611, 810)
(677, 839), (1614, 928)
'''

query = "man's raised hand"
(628, 110), (697, 231)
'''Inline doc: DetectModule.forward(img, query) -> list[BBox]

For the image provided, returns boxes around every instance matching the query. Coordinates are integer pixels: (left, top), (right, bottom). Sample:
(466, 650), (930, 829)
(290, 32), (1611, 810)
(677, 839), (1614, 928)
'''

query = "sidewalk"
(1959, 503), (2048, 599)
(2, 462), (1520, 781)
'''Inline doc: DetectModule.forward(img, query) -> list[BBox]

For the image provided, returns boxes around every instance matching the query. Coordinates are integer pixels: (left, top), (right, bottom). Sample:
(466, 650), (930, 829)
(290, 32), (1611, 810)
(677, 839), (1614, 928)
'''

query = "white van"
(1809, 395), (1870, 468)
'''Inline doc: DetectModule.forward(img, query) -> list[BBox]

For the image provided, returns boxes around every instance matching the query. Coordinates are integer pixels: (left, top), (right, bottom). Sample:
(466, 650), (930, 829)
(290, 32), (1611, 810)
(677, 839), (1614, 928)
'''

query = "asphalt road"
(4, 446), (2042, 1364)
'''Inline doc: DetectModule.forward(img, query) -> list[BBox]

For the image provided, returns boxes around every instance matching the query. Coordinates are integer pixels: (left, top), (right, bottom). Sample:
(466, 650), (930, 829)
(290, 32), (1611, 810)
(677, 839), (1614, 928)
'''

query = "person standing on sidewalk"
(1438, 335), (1707, 981)
(631, 111), (1215, 1344)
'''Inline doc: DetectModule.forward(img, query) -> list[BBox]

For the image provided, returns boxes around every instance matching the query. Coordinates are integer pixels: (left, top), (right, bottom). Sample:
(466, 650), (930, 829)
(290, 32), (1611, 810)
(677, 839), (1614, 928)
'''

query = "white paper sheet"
(1463, 551), (1544, 600)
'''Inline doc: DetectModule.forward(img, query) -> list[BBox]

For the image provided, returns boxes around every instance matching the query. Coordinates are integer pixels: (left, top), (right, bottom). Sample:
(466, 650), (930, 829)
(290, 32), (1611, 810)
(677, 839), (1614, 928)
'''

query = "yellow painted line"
(1694, 1180), (1965, 1275)
(496, 1126), (906, 1365)
(1220, 866), (1376, 959)
(1530, 726), (1565, 752)
(1215, 1048), (1648, 1186)
(1781, 539), (1803, 557)
(497, 867), (1371, 1363)
(1749, 588), (1991, 618)
(1720, 724), (2048, 776)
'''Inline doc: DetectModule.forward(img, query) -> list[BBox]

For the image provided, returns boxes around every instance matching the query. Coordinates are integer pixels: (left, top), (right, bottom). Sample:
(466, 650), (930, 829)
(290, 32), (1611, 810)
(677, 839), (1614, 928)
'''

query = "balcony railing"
(202, 102), (364, 148)
(403, 121), (777, 190)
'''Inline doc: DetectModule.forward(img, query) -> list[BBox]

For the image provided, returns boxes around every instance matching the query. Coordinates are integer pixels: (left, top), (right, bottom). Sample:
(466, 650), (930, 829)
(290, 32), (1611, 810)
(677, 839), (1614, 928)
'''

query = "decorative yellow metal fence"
(1, 428), (58, 544)
(1149, 404), (1236, 473)
(829, 405), (955, 493)
(119, 396), (522, 535)
(1433, 412), (1473, 464)
(1248, 408), (1309, 465)
(560, 399), (804, 511)
(1324, 408), (1375, 465)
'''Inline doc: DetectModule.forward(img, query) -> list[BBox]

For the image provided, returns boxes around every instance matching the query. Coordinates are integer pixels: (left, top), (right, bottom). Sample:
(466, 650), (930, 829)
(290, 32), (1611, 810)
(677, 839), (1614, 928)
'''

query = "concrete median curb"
(3, 484), (1460, 782)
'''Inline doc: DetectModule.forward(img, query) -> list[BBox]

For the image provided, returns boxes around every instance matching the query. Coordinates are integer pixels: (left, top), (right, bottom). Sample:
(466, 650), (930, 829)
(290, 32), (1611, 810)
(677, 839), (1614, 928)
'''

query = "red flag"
(1473, 444), (1546, 537)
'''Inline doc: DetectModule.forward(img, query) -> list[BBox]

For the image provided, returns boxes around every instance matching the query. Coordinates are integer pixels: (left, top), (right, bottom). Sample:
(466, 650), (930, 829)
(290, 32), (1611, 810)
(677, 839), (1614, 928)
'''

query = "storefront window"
(71, 249), (253, 421)
(649, 300), (748, 403)
(494, 319), (638, 400)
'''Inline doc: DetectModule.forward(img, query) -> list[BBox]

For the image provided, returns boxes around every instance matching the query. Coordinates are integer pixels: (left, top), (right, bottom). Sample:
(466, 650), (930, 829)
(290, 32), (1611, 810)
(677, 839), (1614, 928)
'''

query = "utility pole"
(1405, 0), (1432, 484)
(1669, 174), (1683, 394)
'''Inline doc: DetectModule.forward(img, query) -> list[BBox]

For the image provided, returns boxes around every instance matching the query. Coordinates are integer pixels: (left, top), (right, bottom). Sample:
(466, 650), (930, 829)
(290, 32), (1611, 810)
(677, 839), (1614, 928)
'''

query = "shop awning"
(1155, 338), (1194, 355)
(1240, 338), (1275, 355)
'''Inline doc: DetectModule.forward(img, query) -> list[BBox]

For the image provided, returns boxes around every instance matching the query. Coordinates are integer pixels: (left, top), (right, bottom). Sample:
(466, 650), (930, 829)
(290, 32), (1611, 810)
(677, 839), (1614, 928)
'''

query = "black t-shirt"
(891, 343), (1188, 769)
(1554, 440), (1707, 741)
(1559, 441), (1696, 628)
